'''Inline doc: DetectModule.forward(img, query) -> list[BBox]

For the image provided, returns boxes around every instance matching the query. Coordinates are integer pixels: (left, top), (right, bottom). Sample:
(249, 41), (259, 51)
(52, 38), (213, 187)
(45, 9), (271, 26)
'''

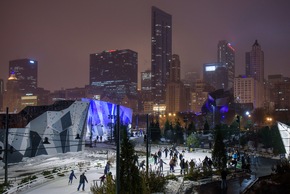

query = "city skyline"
(1, 1), (290, 91)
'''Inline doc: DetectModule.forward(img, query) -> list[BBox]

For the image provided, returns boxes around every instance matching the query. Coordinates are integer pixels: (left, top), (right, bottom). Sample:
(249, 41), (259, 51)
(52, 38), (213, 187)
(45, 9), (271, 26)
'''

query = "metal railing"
(2, 161), (88, 194)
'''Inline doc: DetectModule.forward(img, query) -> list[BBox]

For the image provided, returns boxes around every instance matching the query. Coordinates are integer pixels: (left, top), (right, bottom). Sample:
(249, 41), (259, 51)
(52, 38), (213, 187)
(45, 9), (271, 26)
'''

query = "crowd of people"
(137, 146), (215, 176)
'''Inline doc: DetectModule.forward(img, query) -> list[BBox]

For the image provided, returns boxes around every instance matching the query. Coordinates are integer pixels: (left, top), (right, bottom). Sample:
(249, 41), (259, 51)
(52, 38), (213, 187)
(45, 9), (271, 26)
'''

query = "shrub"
(42, 170), (54, 179)
(19, 175), (38, 185)
(147, 172), (167, 193)
(165, 174), (178, 181)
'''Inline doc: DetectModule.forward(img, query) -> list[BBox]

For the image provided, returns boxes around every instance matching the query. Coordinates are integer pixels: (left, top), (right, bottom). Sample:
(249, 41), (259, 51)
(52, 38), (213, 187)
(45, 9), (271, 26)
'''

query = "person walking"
(77, 172), (88, 191)
(68, 170), (77, 185)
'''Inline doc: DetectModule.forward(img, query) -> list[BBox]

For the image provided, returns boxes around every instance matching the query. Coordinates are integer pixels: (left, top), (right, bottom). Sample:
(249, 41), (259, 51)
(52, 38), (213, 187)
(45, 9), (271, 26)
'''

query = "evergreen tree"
(174, 119), (184, 144)
(150, 121), (161, 142)
(204, 120), (210, 132)
(186, 133), (200, 149)
(187, 121), (196, 136)
(164, 119), (171, 140)
(120, 125), (143, 193)
(212, 125), (227, 170)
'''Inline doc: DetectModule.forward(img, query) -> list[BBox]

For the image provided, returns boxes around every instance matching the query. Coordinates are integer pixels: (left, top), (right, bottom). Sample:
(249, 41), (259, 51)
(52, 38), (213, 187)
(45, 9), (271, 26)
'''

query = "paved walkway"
(196, 157), (278, 194)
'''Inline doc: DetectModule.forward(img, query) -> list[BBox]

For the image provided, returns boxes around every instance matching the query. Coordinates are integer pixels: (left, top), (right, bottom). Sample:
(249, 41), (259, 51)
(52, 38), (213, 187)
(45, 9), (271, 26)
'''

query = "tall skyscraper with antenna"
(217, 40), (235, 90)
(245, 40), (264, 83)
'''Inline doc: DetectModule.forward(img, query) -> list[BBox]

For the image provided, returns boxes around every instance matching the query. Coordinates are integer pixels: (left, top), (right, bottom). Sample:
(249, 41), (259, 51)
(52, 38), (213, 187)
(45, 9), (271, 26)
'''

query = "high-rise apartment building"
(140, 70), (152, 106)
(169, 54), (181, 82)
(89, 49), (138, 102)
(268, 75), (290, 112)
(3, 72), (22, 112)
(151, 6), (172, 104)
(166, 54), (186, 113)
(9, 58), (38, 93)
(141, 70), (151, 92)
(245, 40), (264, 83)
(234, 76), (264, 108)
(217, 40), (235, 90)
(183, 71), (200, 90)
(191, 79), (208, 113)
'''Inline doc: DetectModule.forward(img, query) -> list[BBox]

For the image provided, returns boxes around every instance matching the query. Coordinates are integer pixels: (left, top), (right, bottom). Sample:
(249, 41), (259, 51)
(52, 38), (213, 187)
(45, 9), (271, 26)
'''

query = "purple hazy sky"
(1, 0), (290, 91)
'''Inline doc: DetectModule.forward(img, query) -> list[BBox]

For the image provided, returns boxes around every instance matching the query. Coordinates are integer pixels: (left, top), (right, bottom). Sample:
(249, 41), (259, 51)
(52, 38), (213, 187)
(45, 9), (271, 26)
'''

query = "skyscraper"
(166, 54), (186, 113)
(151, 6), (172, 104)
(141, 70), (151, 92)
(245, 40), (264, 83)
(217, 40), (235, 90)
(0, 78), (3, 111)
(203, 63), (228, 90)
(169, 54), (180, 82)
(89, 49), (138, 101)
(234, 76), (264, 108)
(9, 58), (38, 93)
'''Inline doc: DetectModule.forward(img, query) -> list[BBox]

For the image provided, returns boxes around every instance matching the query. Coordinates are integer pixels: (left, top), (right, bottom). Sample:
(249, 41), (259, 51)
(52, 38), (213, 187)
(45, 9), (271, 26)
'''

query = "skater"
(68, 170), (77, 184)
(133, 154), (139, 166)
(169, 149), (174, 159)
(77, 172), (88, 191)
(169, 158), (176, 173)
(153, 153), (158, 165)
(139, 160), (145, 170)
(180, 158), (185, 175)
(104, 161), (111, 175)
(158, 158), (167, 172)
(163, 147), (169, 158)
(157, 149), (162, 158)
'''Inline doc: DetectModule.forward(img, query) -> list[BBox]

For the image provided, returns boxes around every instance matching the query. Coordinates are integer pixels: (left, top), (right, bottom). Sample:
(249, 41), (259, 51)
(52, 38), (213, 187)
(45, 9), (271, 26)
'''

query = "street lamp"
(211, 104), (215, 129)
(108, 114), (116, 143)
(183, 117), (188, 142)
(236, 115), (241, 152)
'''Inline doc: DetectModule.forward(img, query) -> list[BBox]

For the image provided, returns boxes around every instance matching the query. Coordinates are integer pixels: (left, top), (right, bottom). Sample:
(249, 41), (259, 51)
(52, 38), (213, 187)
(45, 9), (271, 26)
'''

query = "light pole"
(236, 115), (241, 153)
(108, 114), (116, 143)
(4, 107), (9, 185)
(211, 104), (215, 129)
(116, 105), (120, 194)
(183, 117), (188, 142)
(146, 114), (149, 178)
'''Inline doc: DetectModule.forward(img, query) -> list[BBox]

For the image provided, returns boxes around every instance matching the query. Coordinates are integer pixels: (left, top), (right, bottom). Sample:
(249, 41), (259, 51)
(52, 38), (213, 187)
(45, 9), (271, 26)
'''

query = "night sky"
(1, 0), (290, 92)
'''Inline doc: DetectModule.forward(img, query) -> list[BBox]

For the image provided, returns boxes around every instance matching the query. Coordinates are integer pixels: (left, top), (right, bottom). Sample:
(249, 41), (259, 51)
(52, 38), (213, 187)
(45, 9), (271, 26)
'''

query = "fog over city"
(1, 0), (290, 91)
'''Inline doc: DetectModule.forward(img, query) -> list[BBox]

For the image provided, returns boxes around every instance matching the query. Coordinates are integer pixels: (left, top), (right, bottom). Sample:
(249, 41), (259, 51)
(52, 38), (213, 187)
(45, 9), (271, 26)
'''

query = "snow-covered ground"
(1, 141), (211, 194)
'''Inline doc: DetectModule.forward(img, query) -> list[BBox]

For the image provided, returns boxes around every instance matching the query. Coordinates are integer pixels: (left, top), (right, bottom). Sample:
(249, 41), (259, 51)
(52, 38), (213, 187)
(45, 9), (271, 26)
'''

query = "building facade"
(166, 54), (186, 113)
(203, 63), (228, 90)
(141, 70), (152, 92)
(9, 58), (38, 93)
(245, 40), (264, 83)
(269, 76), (290, 112)
(89, 49), (138, 103)
(234, 76), (264, 108)
(151, 6), (172, 104)
(217, 40), (235, 90)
